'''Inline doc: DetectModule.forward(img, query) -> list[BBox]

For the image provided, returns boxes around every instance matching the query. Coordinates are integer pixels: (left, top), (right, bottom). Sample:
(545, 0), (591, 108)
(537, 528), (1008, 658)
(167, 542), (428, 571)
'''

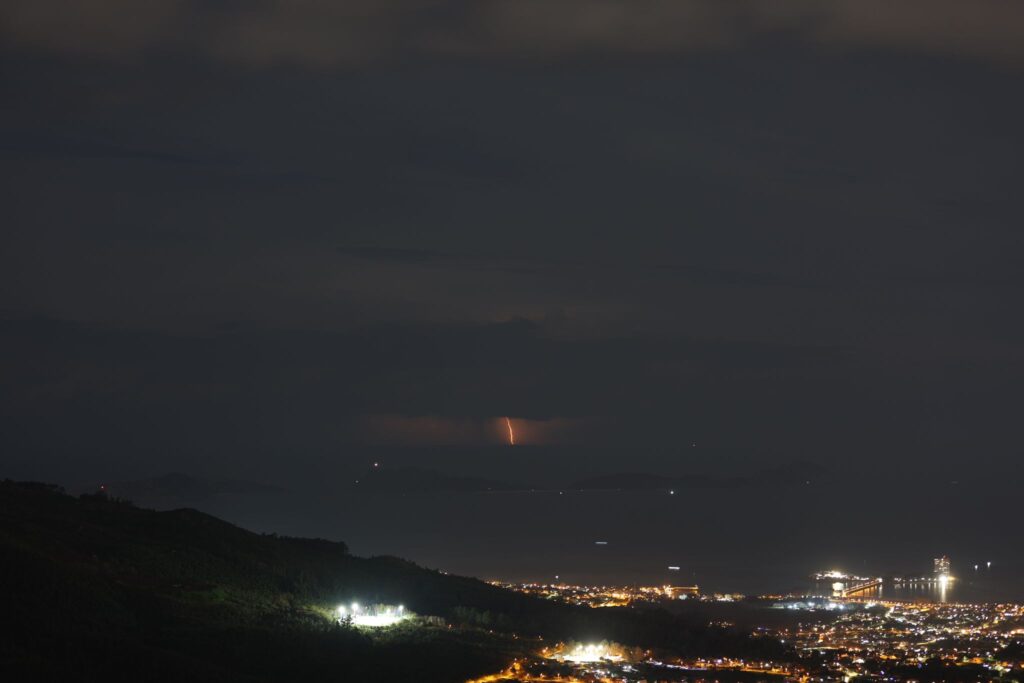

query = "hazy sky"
(3, 1), (1024, 475)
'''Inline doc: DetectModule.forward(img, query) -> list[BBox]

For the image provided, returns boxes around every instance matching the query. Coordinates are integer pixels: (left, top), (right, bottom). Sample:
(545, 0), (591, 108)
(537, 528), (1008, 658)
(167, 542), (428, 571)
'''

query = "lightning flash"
(505, 417), (515, 446)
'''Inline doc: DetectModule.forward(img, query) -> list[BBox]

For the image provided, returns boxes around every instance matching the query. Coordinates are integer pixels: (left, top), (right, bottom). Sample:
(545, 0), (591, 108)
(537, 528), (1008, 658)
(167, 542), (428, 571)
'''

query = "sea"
(15, 446), (1024, 604)
(196, 454), (1023, 604)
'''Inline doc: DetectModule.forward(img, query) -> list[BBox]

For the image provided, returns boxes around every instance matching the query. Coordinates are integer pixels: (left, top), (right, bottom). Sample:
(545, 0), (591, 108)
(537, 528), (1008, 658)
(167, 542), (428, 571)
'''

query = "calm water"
(199, 477), (1024, 603)
(24, 449), (1023, 603)
(808, 578), (1016, 604)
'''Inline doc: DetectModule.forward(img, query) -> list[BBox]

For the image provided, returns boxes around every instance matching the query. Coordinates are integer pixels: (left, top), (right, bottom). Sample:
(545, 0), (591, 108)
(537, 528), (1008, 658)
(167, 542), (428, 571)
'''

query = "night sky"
(4, 1), (1024, 488)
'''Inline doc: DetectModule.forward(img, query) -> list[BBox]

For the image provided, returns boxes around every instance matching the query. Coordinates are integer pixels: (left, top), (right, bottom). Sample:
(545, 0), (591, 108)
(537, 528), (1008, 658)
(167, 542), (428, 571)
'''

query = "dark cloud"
(4, 1), (1024, 68)
(4, 311), (1021, 462)
(0, 130), (205, 164)
(4, 0), (1024, 593)
(338, 245), (835, 289)
(653, 263), (832, 291)
(0, 314), (849, 443)
(1, 0), (1023, 472)
(338, 246), (448, 265)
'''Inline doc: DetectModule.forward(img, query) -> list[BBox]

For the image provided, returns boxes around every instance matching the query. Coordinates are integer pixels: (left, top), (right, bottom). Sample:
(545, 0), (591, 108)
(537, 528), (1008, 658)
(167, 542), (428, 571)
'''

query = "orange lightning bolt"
(504, 417), (515, 446)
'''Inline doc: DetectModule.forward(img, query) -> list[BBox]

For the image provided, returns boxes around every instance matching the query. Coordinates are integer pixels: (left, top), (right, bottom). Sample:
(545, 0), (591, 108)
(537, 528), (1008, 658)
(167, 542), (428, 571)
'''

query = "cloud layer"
(4, 0), (1024, 68)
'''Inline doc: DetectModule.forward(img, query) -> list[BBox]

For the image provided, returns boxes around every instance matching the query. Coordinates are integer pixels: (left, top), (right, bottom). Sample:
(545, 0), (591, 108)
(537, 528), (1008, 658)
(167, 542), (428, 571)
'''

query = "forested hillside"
(0, 480), (787, 681)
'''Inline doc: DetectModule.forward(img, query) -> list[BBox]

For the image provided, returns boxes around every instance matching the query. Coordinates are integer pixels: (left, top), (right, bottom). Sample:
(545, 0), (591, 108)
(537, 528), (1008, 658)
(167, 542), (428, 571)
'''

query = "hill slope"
(0, 480), (788, 682)
(0, 481), (542, 681)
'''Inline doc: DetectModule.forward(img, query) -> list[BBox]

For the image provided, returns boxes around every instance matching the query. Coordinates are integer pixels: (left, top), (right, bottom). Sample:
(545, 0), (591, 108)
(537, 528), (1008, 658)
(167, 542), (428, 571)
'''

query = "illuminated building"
(934, 556), (951, 577)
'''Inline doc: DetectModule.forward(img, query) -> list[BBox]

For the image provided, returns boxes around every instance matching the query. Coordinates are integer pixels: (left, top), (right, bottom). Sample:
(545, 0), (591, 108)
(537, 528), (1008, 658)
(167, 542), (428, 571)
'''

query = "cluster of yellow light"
(490, 581), (699, 608)
(471, 647), (799, 683)
(465, 660), (586, 683)
(783, 600), (1024, 677)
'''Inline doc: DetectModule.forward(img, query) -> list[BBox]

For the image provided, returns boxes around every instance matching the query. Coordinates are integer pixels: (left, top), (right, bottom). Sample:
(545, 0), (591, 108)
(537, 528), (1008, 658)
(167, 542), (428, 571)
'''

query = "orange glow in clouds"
(357, 414), (596, 445)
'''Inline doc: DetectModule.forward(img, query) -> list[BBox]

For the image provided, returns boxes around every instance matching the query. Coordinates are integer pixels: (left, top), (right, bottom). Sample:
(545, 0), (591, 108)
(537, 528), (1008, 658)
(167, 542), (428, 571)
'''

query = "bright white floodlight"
(560, 643), (621, 663)
(341, 603), (409, 628)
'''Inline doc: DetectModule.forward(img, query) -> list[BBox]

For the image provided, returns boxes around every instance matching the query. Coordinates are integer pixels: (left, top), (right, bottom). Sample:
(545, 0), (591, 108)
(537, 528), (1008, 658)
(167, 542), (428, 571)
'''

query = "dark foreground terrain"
(0, 480), (787, 682)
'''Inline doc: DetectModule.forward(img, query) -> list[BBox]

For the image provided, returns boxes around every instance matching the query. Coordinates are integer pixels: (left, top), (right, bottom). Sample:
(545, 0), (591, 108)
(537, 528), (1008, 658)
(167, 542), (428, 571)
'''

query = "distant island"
(356, 464), (529, 493)
(570, 461), (830, 492)
(352, 460), (831, 495)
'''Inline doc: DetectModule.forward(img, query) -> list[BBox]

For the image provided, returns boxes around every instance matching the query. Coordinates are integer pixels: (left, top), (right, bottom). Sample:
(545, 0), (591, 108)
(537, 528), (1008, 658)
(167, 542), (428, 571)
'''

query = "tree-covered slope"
(0, 480), (789, 682)
(0, 481), (535, 682)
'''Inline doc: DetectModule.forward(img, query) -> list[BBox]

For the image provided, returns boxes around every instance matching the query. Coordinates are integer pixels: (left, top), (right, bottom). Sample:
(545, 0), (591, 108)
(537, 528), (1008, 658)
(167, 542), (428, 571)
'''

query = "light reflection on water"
(811, 576), (1008, 604)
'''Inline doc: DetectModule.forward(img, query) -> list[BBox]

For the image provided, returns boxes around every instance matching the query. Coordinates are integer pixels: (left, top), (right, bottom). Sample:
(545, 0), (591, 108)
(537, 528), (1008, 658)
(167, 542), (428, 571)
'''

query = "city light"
(485, 572), (1024, 683)
(490, 581), (698, 608)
